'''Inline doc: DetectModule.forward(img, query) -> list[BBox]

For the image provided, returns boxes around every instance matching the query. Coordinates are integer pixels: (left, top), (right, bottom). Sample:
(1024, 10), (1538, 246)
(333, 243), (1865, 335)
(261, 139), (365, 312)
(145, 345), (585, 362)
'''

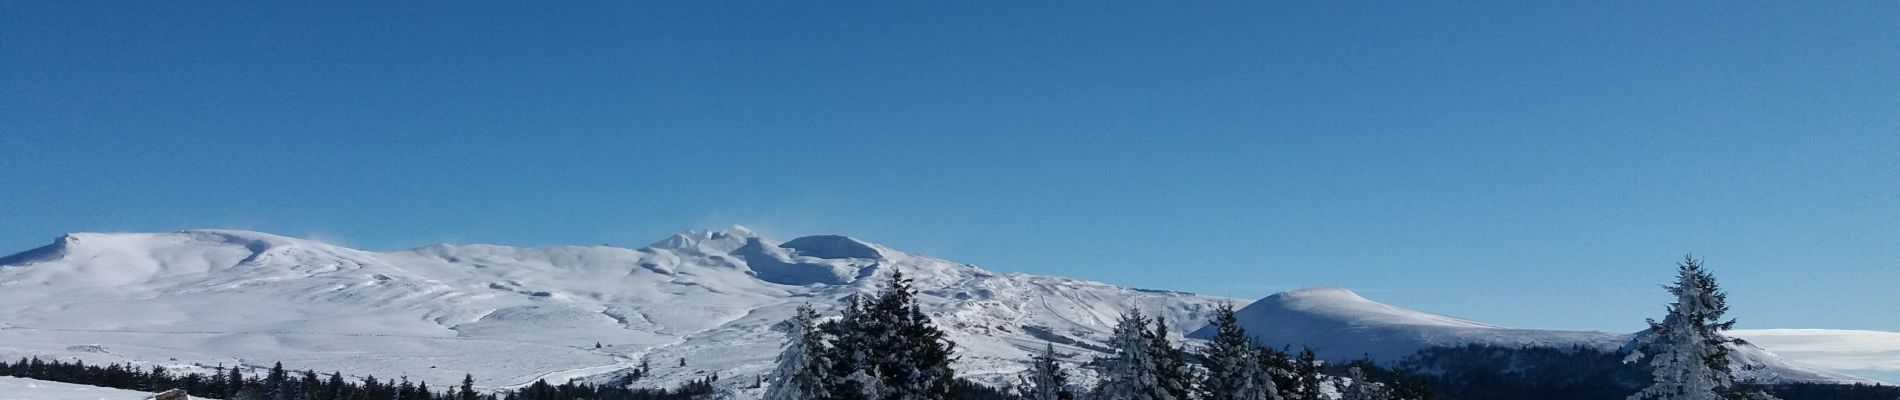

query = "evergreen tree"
(1200, 303), (1280, 400)
(326, 372), (348, 400)
(1023, 343), (1074, 400)
(1101, 309), (1172, 400)
(229, 365), (248, 399)
(462, 374), (479, 400)
(1291, 347), (1323, 400)
(298, 370), (321, 400)
(1339, 367), (1388, 400)
(766, 305), (834, 400)
(146, 365), (170, 392)
(1626, 257), (1778, 400)
(267, 362), (291, 400)
(864, 269), (958, 400)
(823, 294), (884, 400)
(1147, 316), (1195, 400)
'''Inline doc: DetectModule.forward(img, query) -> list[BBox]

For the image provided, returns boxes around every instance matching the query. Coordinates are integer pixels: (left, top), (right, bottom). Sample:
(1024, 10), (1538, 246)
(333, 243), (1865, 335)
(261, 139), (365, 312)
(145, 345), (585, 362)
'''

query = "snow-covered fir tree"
(1146, 316), (1195, 400)
(822, 295), (884, 400)
(1022, 343), (1075, 400)
(817, 270), (957, 400)
(1625, 257), (1779, 400)
(1295, 348), (1323, 400)
(1199, 303), (1280, 400)
(1338, 367), (1387, 400)
(1101, 309), (1174, 400)
(767, 305), (834, 400)
(867, 269), (958, 400)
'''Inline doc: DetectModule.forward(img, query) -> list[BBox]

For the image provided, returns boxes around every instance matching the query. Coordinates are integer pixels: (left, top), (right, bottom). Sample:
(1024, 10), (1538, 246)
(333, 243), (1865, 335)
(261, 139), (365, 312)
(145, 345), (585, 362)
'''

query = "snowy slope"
(0, 227), (1228, 393)
(0, 376), (203, 400)
(1197, 288), (1878, 384)
(1731, 329), (1900, 384)
(1, 227), (1881, 395)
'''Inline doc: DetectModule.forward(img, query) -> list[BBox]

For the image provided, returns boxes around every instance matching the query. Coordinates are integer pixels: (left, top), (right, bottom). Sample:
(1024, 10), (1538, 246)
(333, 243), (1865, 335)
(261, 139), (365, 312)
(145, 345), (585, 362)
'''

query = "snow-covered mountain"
(0, 227), (1886, 395)
(0, 227), (1228, 392)
(1196, 288), (1880, 384)
(1729, 329), (1900, 384)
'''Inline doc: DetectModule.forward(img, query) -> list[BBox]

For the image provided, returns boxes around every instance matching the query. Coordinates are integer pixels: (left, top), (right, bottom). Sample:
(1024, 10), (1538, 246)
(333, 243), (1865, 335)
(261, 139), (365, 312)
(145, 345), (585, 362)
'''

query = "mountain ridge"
(0, 227), (1887, 393)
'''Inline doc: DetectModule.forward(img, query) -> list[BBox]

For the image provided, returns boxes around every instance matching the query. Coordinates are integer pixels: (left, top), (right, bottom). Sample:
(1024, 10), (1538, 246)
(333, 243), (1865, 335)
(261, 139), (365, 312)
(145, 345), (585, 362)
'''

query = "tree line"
(1391, 257), (1900, 400)
(762, 270), (1432, 400)
(765, 258), (1891, 400)
(0, 356), (714, 400)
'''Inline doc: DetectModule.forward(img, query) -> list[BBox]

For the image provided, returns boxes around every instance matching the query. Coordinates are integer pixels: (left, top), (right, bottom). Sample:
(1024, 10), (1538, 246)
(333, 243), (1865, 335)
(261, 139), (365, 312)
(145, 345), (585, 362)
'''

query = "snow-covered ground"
(0, 226), (1889, 394)
(0, 377), (171, 400)
(1731, 329), (1900, 384)
(0, 227), (1227, 392)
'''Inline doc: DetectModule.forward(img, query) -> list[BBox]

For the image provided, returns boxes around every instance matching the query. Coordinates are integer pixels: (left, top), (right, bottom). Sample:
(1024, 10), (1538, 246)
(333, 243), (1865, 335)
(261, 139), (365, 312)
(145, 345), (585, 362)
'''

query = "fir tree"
(229, 365), (248, 399)
(824, 295), (884, 400)
(864, 269), (957, 400)
(1023, 343), (1074, 400)
(1338, 367), (1387, 400)
(1200, 303), (1280, 400)
(298, 370), (320, 400)
(1292, 347), (1323, 400)
(766, 305), (834, 400)
(267, 362), (290, 400)
(1626, 257), (1777, 400)
(397, 376), (415, 400)
(462, 374), (479, 400)
(326, 372), (348, 400)
(1147, 316), (1195, 400)
(1101, 309), (1172, 400)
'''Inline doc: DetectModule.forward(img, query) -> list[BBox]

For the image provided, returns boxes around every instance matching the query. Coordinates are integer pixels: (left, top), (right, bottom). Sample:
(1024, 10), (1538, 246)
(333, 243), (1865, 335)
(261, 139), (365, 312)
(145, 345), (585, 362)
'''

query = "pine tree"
(1338, 367), (1387, 400)
(865, 269), (957, 400)
(229, 365), (248, 399)
(146, 365), (169, 392)
(766, 305), (834, 400)
(1147, 316), (1195, 400)
(1023, 343), (1074, 400)
(1292, 347), (1323, 400)
(823, 294), (883, 400)
(1626, 257), (1778, 400)
(461, 374), (479, 400)
(298, 370), (320, 400)
(267, 362), (290, 400)
(326, 372), (347, 400)
(1101, 309), (1172, 400)
(1199, 303), (1279, 400)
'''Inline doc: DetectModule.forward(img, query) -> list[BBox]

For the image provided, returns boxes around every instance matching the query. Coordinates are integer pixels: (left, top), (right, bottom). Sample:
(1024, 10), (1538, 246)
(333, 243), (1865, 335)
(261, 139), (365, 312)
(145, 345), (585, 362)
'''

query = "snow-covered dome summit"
(779, 235), (885, 260)
(647, 225), (763, 254)
(1257, 287), (1503, 329)
(1195, 287), (1872, 384)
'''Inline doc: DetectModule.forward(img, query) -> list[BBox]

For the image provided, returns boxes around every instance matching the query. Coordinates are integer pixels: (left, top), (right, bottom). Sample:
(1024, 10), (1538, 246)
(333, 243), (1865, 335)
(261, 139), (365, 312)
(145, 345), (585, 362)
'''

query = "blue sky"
(2, 2), (1895, 332)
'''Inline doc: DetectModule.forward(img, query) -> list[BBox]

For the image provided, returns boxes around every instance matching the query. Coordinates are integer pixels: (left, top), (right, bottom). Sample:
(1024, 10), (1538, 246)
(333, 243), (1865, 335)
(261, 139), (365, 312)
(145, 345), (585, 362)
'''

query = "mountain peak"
(1257, 287), (1501, 329)
(1273, 287), (1367, 300)
(780, 235), (884, 259)
(647, 225), (767, 253)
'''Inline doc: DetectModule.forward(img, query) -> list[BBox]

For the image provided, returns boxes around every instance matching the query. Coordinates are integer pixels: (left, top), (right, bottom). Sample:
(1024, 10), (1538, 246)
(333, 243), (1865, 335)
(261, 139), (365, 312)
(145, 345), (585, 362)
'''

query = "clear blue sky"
(3, 2), (1896, 332)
